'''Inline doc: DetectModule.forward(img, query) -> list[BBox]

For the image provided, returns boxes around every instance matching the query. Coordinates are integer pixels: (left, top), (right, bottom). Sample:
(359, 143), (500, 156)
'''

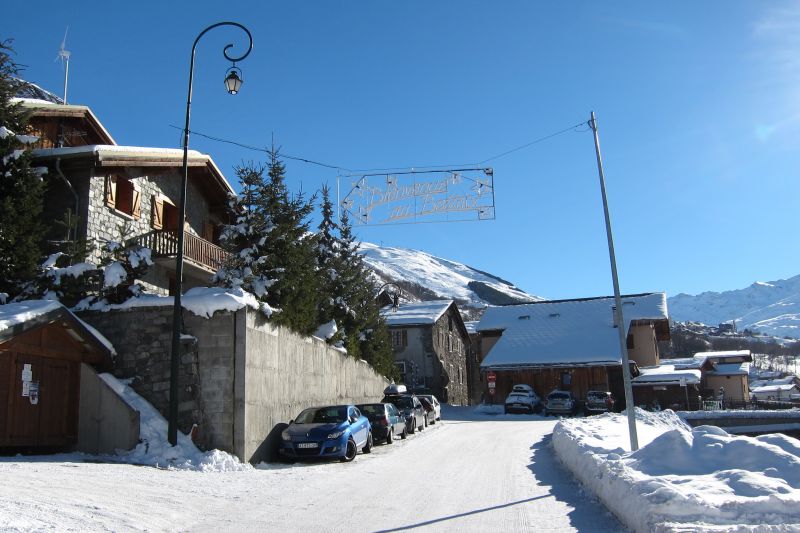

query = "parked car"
(356, 402), (407, 444)
(381, 393), (426, 434)
(504, 384), (542, 414)
(543, 390), (578, 417)
(416, 394), (441, 421)
(418, 397), (437, 426)
(584, 390), (615, 415)
(280, 405), (372, 462)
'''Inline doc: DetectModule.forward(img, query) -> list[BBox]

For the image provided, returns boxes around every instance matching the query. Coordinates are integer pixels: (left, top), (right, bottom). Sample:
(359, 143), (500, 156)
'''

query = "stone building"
(22, 97), (232, 295)
(382, 300), (470, 405)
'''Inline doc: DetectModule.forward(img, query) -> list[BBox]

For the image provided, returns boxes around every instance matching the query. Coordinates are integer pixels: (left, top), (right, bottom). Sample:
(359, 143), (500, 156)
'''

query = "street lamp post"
(589, 111), (639, 452)
(168, 22), (253, 446)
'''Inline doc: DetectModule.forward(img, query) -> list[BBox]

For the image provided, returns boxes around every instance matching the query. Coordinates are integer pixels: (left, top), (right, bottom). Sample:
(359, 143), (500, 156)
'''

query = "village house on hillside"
(477, 293), (670, 406)
(381, 300), (470, 405)
(17, 85), (232, 295)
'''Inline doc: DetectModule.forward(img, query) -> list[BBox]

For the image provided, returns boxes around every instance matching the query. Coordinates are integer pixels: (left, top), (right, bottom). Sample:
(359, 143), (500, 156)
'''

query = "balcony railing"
(133, 230), (229, 273)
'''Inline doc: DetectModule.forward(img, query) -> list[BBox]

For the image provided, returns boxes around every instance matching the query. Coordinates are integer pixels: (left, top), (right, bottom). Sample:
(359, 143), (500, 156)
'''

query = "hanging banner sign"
(339, 168), (495, 226)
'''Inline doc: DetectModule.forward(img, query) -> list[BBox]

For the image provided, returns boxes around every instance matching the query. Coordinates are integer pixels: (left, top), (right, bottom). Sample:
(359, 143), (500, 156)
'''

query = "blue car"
(280, 405), (373, 462)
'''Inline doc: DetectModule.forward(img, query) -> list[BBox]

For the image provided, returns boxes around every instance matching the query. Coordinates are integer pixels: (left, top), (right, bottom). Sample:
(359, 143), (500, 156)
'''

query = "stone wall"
(78, 305), (389, 462)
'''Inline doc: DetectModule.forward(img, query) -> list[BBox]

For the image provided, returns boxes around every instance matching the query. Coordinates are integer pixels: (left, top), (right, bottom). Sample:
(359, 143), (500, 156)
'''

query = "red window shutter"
(105, 175), (116, 208)
(151, 196), (163, 230)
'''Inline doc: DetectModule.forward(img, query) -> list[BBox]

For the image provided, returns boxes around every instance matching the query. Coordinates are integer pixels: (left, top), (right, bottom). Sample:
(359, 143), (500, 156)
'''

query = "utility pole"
(589, 111), (639, 451)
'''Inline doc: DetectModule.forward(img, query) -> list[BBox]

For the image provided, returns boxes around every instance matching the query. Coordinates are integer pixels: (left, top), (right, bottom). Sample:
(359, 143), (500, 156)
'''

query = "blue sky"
(5, 1), (799, 300)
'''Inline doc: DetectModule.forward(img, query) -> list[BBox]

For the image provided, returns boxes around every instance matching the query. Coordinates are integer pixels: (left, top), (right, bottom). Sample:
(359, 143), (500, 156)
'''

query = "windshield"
(548, 392), (570, 400)
(386, 396), (414, 409)
(587, 392), (606, 400)
(358, 404), (383, 415)
(294, 406), (347, 424)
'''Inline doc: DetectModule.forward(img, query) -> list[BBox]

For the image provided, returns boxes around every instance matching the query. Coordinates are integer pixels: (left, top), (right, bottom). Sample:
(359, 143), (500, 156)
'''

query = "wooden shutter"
(151, 196), (163, 230)
(131, 188), (141, 220)
(104, 175), (116, 208)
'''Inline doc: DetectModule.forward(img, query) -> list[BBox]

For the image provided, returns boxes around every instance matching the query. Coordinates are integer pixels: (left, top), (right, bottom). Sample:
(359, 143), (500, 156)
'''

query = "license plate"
(297, 442), (318, 449)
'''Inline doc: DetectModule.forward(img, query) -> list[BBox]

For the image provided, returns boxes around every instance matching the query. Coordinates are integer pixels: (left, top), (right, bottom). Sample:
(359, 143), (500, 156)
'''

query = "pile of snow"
(97, 374), (249, 472)
(86, 286), (267, 317)
(552, 409), (800, 531)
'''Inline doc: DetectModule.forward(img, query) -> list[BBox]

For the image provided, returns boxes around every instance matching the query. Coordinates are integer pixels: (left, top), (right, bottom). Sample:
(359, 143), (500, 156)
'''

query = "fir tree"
(314, 184), (346, 345)
(336, 208), (398, 379)
(213, 162), (277, 315)
(0, 40), (45, 298)
(258, 149), (320, 334)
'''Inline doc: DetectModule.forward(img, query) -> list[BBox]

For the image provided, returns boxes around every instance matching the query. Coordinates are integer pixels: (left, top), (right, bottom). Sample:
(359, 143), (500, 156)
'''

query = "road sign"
(488, 381), (496, 389)
(487, 371), (496, 383)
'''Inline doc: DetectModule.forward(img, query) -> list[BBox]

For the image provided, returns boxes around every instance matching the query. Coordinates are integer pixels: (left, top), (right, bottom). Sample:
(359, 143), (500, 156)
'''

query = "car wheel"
(409, 422), (416, 434)
(340, 438), (357, 462)
(363, 432), (373, 454)
(386, 428), (394, 445)
(431, 417), (435, 425)
(400, 426), (408, 439)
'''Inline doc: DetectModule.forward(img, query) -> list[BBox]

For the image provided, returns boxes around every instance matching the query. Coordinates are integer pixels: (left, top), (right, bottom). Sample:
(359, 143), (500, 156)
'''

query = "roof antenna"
(55, 27), (71, 104)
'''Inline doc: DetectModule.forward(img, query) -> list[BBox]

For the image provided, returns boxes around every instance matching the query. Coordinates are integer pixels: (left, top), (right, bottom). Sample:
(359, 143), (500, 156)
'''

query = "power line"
(169, 118), (590, 175)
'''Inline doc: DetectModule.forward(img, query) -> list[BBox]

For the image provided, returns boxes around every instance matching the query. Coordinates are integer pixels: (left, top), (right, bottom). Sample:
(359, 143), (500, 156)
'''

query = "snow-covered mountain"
(668, 275), (800, 338)
(359, 243), (540, 318)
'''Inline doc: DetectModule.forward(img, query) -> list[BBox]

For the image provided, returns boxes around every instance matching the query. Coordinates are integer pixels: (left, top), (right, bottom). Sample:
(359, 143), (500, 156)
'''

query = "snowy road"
(0, 407), (625, 532)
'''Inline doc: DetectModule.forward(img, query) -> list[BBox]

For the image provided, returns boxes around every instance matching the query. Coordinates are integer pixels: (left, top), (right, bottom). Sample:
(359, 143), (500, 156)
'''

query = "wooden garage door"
(1, 352), (79, 447)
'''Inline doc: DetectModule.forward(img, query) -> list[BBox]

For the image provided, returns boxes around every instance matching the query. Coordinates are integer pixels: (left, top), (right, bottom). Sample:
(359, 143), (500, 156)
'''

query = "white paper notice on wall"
(21, 364), (32, 383)
(29, 382), (39, 405)
(22, 381), (30, 397)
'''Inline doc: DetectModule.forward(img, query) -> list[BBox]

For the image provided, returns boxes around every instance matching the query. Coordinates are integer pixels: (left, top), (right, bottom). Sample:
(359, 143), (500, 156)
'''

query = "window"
(105, 174), (140, 218)
(152, 195), (179, 231)
(391, 330), (407, 348)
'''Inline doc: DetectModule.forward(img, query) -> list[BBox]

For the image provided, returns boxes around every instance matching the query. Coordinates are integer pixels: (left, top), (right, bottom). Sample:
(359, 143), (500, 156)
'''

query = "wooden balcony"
(133, 230), (229, 275)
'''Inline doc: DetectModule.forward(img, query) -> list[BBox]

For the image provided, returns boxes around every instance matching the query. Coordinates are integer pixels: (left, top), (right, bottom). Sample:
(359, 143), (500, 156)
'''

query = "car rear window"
(548, 392), (569, 400)
(358, 404), (383, 415)
(587, 392), (606, 399)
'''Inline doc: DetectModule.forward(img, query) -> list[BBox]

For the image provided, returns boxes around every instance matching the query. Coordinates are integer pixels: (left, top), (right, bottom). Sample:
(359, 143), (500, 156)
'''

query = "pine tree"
(0, 40), (45, 298)
(314, 184), (345, 344)
(213, 162), (277, 316)
(336, 208), (398, 379)
(258, 149), (320, 334)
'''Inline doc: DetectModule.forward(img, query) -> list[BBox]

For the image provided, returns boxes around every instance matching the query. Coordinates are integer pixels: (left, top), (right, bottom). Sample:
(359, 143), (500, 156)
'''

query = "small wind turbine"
(55, 27), (70, 103)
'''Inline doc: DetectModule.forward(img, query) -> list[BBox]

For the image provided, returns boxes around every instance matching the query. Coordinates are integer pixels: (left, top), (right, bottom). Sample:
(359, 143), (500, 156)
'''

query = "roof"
(632, 365), (701, 386)
(479, 292), (669, 370)
(0, 300), (116, 361)
(751, 383), (800, 393)
(706, 362), (750, 376)
(381, 300), (454, 326)
(31, 144), (234, 196)
(693, 350), (752, 361)
(19, 101), (116, 145)
(12, 78), (63, 104)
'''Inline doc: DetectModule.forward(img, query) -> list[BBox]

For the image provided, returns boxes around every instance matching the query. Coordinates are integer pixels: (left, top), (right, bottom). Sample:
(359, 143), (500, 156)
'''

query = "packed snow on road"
(0, 378), (798, 532)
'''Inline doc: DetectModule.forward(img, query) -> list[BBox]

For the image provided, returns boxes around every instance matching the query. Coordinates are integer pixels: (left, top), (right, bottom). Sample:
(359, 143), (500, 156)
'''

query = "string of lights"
(169, 118), (590, 176)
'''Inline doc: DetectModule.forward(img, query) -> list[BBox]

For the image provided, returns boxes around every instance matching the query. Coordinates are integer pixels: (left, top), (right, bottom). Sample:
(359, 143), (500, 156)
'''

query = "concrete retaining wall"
(79, 305), (389, 462)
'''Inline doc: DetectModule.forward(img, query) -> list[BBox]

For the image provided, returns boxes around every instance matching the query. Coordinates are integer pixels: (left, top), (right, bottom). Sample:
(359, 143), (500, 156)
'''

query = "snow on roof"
(0, 299), (116, 355)
(706, 362), (750, 376)
(633, 365), (701, 385)
(693, 349), (751, 360)
(658, 357), (704, 370)
(381, 300), (454, 326)
(464, 321), (478, 334)
(0, 300), (62, 330)
(751, 383), (800, 393)
(750, 376), (797, 388)
(479, 293), (668, 369)
(32, 145), (206, 160)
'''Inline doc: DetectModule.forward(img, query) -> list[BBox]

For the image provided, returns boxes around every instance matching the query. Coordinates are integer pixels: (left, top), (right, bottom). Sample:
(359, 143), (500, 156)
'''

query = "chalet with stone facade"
(20, 96), (232, 295)
(382, 300), (470, 405)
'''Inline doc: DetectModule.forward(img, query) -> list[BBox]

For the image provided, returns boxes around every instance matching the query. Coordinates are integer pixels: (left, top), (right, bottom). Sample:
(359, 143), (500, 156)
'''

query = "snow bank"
(552, 409), (800, 532)
(97, 374), (249, 472)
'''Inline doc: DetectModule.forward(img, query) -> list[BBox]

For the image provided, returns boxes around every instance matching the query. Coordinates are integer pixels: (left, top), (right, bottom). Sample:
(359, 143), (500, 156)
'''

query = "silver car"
(416, 394), (441, 421)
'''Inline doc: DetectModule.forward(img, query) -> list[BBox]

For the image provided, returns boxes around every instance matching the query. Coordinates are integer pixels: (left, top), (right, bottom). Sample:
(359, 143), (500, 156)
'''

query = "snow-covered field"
(553, 409), (800, 532)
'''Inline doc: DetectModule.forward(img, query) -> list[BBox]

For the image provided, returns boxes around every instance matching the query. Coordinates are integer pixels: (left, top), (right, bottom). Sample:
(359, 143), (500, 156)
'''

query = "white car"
(416, 394), (441, 421)
(504, 384), (541, 414)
